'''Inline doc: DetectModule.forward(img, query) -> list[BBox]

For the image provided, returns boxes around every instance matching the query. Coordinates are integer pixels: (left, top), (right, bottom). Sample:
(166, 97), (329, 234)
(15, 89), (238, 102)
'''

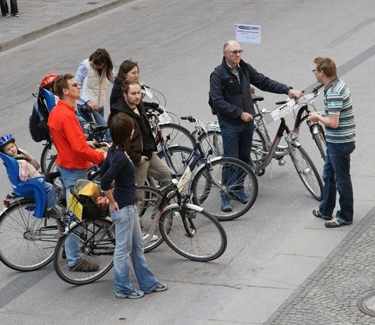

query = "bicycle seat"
(0, 152), (47, 218)
(252, 96), (264, 102)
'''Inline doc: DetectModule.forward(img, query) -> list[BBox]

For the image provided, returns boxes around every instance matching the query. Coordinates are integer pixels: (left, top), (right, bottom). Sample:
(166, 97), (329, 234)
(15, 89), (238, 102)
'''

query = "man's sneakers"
(312, 209), (331, 221)
(313, 209), (353, 228)
(325, 218), (352, 228)
(69, 259), (99, 272)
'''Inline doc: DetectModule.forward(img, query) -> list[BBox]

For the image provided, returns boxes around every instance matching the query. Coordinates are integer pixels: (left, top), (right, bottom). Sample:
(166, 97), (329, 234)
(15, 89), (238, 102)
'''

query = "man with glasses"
(48, 74), (106, 272)
(209, 40), (303, 212)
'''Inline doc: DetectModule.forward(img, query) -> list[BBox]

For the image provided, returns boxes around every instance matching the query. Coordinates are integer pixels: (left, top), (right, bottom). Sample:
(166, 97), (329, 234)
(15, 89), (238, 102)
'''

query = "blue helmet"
(0, 134), (15, 148)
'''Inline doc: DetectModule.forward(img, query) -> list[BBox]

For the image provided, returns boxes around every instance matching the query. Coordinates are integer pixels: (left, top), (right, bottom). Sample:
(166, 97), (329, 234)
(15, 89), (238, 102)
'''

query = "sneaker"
(148, 283), (168, 293)
(142, 233), (159, 243)
(230, 191), (249, 204)
(69, 259), (99, 272)
(312, 209), (331, 221)
(221, 195), (232, 212)
(113, 288), (144, 299)
(325, 218), (352, 228)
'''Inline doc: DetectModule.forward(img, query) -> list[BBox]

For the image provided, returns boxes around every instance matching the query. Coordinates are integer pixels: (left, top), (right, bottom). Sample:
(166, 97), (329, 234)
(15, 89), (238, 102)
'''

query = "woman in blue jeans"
(101, 112), (167, 299)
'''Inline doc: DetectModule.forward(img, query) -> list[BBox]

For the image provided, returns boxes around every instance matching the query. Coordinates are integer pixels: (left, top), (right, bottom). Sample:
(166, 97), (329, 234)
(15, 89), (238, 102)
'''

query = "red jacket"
(48, 100), (104, 170)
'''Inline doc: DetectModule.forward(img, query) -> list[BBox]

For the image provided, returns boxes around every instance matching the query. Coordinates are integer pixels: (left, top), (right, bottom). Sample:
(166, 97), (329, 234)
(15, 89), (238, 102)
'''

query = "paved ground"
(0, 0), (130, 51)
(265, 207), (375, 325)
(0, 0), (375, 324)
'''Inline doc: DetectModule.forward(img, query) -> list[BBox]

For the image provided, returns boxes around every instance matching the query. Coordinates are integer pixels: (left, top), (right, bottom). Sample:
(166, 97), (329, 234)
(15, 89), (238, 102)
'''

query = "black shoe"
(325, 218), (352, 228)
(312, 209), (331, 221)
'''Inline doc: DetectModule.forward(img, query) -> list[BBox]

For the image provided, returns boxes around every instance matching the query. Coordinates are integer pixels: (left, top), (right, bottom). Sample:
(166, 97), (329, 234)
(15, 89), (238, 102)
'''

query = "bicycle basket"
(68, 180), (108, 221)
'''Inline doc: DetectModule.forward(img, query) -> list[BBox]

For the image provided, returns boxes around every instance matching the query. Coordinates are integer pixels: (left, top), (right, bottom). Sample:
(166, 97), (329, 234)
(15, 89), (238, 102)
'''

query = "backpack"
(29, 88), (57, 142)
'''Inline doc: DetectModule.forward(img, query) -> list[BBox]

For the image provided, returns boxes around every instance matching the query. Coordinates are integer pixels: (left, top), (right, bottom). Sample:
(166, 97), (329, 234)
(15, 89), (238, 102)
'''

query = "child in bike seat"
(0, 133), (58, 215)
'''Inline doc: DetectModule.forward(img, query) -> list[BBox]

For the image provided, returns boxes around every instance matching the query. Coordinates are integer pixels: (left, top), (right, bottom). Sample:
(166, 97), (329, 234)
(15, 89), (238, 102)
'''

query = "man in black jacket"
(109, 82), (171, 190)
(209, 40), (303, 212)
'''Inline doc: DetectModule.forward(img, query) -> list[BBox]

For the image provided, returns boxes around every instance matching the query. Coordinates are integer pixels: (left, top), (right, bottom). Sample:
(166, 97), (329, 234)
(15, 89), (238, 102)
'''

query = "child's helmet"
(0, 134), (15, 148)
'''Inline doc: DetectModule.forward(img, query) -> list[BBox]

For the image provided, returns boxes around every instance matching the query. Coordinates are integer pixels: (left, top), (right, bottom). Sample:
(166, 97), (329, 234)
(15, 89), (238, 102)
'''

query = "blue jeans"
(219, 120), (254, 194)
(58, 167), (88, 267)
(319, 142), (355, 223)
(111, 205), (159, 294)
(44, 181), (57, 209)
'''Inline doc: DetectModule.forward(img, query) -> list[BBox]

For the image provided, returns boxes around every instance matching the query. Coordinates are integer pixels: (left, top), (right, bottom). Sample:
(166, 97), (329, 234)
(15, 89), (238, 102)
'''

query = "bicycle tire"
(198, 130), (223, 157)
(158, 145), (192, 178)
(312, 124), (326, 160)
(0, 199), (61, 271)
(40, 142), (57, 174)
(290, 145), (323, 201)
(191, 157), (258, 221)
(158, 123), (195, 150)
(135, 186), (168, 253)
(159, 204), (227, 262)
(251, 128), (268, 171)
(54, 218), (114, 285)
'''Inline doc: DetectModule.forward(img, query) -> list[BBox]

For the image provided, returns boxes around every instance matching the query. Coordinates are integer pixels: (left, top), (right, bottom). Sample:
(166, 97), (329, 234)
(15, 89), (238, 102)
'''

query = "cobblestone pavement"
(0, 0), (130, 51)
(265, 207), (375, 325)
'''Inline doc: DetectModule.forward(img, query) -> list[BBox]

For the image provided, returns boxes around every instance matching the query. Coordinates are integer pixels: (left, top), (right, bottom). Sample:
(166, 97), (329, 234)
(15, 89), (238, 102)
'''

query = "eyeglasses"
(230, 49), (243, 55)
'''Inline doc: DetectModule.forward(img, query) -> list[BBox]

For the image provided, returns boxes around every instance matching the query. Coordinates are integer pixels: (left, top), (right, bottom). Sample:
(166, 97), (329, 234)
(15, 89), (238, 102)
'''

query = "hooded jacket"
(110, 99), (157, 163)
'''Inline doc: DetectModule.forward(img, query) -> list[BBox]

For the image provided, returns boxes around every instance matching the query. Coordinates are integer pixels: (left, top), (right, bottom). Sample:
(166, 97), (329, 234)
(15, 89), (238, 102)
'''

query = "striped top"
(323, 79), (356, 143)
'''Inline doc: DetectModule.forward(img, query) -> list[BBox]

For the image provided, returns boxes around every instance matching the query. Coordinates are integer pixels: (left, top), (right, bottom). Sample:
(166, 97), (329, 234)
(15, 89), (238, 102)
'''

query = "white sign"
(234, 24), (261, 44)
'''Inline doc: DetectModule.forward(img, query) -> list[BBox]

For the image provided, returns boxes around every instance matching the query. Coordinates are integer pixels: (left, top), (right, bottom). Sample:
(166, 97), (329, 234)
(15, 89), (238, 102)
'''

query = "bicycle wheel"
(191, 157), (258, 221)
(158, 145), (192, 178)
(198, 130), (223, 157)
(0, 199), (61, 271)
(136, 186), (168, 253)
(159, 204), (227, 262)
(40, 142), (57, 174)
(158, 123), (195, 150)
(290, 145), (323, 201)
(311, 124), (326, 160)
(54, 218), (114, 285)
(251, 128), (268, 170)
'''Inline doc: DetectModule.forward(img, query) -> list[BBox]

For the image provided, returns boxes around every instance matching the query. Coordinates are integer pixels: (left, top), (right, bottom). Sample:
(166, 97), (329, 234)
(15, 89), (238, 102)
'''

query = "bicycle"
(250, 95), (323, 200)
(158, 115), (258, 221)
(53, 180), (227, 286)
(0, 152), (64, 271)
(136, 183), (227, 261)
(202, 87), (326, 162)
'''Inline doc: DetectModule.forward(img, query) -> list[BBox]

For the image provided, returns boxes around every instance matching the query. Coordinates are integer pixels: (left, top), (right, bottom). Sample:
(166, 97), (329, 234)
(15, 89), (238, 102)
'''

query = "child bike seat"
(0, 152), (47, 218)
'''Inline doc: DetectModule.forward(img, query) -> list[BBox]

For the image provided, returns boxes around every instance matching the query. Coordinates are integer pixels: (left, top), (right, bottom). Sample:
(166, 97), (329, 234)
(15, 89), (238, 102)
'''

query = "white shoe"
(143, 233), (159, 242)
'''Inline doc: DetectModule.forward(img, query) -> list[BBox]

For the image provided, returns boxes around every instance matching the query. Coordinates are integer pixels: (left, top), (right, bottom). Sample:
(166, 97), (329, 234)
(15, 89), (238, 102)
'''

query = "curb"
(264, 206), (375, 324)
(0, 0), (133, 53)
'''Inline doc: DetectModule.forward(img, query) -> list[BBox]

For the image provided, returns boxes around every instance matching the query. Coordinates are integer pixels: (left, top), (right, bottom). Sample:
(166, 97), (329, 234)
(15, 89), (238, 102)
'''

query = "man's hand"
(308, 112), (321, 123)
(288, 89), (304, 99)
(240, 112), (253, 123)
(87, 100), (99, 111)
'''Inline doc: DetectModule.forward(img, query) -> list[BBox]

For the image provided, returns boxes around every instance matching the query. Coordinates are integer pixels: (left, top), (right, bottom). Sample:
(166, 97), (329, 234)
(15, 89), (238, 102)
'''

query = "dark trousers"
(219, 120), (254, 190)
(0, 0), (18, 16)
(319, 141), (355, 223)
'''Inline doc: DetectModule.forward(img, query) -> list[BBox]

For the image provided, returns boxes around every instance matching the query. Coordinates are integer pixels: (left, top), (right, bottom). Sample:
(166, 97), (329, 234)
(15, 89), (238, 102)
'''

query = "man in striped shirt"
(308, 57), (356, 228)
